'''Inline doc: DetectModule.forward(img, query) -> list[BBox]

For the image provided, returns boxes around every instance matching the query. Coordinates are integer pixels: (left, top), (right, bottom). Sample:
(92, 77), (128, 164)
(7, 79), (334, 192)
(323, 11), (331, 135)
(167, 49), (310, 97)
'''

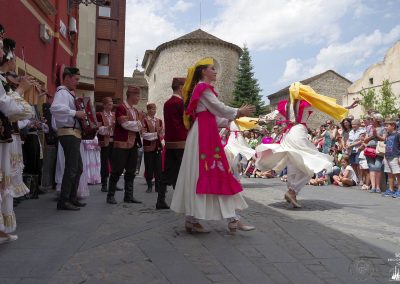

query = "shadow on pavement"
(0, 178), (396, 284)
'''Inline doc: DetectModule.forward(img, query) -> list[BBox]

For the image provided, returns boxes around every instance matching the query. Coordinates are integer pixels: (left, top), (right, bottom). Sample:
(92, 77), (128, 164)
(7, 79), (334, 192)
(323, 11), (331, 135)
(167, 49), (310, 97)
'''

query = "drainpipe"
(52, 0), (60, 91)
(71, 5), (79, 66)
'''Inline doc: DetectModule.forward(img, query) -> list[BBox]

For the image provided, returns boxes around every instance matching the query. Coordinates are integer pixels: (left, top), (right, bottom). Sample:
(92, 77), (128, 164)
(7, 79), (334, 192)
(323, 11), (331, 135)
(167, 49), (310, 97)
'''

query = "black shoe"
(146, 186), (152, 193)
(107, 196), (118, 204)
(101, 185), (108, 192)
(116, 187), (123, 191)
(156, 201), (170, 210)
(71, 200), (86, 207)
(57, 202), (80, 211)
(38, 187), (47, 194)
(124, 197), (142, 204)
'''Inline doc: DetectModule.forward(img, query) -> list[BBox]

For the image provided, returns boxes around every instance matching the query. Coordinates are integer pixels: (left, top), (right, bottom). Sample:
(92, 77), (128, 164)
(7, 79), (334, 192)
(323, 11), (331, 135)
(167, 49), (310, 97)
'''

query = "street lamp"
(70, 0), (108, 6)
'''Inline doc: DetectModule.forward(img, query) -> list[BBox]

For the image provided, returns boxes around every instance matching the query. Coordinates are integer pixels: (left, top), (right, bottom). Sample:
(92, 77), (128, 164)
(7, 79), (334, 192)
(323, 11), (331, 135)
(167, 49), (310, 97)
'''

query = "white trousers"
(286, 163), (311, 194)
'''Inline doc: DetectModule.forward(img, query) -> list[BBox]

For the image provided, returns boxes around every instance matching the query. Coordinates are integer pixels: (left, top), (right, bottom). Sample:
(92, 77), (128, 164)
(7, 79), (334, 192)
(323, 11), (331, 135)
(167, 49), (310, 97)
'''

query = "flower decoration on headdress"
(182, 57), (214, 129)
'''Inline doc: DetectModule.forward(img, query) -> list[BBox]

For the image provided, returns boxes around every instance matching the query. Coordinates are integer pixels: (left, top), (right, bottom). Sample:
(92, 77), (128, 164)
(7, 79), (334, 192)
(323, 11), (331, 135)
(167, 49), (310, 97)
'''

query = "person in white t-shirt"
(333, 156), (358, 187)
(358, 133), (370, 190)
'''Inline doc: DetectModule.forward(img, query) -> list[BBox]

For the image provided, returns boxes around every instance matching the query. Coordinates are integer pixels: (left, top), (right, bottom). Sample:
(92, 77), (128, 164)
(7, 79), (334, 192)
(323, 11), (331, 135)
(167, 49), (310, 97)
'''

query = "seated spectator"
(333, 156), (358, 187)
(244, 158), (256, 177)
(309, 170), (328, 186)
(255, 169), (275, 179)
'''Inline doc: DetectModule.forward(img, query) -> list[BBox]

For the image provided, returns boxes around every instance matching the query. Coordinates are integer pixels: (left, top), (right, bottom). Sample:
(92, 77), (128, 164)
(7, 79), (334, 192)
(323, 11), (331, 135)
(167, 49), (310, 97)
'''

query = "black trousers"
(58, 135), (83, 203)
(144, 150), (162, 189)
(160, 149), (184, 189)
(41, 145), (57, 189)
(157, 148), (184, 203)
(100, 143), (113, 186)
(22, 134), (42, 178)
(108, 147), (138, 199)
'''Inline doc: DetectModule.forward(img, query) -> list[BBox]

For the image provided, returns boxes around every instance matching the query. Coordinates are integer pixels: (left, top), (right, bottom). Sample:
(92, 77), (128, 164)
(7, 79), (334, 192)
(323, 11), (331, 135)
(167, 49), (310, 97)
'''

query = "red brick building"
(94, 0), (126, 103)
(0, 0), (79, 104)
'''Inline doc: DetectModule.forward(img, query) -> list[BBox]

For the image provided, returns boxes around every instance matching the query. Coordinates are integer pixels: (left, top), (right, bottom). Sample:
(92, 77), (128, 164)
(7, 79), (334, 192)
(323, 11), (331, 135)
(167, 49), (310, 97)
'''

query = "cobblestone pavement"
(0, 177), (398, 283)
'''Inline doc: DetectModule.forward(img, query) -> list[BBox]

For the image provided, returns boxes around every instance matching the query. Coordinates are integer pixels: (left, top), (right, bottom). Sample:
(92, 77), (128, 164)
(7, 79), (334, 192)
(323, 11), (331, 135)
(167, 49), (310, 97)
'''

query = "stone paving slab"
(0, 177), (397, 283)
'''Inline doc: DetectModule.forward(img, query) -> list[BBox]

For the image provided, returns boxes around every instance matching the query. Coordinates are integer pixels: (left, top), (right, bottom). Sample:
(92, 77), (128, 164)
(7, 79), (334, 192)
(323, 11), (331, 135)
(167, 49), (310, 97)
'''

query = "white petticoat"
(170, 120), (248, 221)
(224, 123), (255, 179)
(0, 139), (24, 234)
(256, 124), (333, 176)
(82, 139), (101, 185)
(9, 134), (29, 198)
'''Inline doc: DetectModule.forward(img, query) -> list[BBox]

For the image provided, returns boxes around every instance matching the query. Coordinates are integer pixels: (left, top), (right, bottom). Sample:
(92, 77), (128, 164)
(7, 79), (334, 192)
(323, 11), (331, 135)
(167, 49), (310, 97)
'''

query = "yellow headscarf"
(182, 57), (214, 129)
(289, 82), (348, 121)
(235, 117), (259, 131)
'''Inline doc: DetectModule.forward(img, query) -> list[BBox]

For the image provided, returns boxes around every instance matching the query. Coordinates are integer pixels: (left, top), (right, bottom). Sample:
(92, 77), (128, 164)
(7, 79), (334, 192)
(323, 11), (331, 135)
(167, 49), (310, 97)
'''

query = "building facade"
(75, 3), (96, 101)
(142, 29), (242, 118)
(94, 0), (126, 104)
(346, 42), (400, 118)
(268, 70), (352, 129)
(0, 0), (80, 104)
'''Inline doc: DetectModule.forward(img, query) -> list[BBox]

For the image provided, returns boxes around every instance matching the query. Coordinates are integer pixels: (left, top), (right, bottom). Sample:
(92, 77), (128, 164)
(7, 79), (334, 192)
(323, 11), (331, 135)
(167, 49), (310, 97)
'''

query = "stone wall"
(306, 72), (351, 129)
(346, 42), (400, 118)
(268, 71), (351, 129)
(145, 43), (240, 118)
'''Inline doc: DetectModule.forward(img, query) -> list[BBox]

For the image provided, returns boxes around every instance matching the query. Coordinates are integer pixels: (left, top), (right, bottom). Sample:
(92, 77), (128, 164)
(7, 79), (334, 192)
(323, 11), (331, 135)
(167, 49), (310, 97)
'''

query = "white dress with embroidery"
(256, 105), (333, 193)
(171, 91), (248, 220)
(0, 76), (33, 233)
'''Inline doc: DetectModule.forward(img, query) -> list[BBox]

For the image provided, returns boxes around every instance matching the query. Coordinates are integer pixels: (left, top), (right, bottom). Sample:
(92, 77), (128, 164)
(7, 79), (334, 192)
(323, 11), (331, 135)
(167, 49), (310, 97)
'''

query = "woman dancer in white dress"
(224, 121), (255, 179)
(256, 82), (354, 208)
(0, 34), (35, 243)
(170, 58), (255, 233)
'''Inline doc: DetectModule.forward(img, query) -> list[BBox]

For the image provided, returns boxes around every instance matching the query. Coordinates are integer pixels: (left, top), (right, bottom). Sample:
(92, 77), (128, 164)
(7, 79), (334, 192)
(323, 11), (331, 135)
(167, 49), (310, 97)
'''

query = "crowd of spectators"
(238, 113), (400, 199)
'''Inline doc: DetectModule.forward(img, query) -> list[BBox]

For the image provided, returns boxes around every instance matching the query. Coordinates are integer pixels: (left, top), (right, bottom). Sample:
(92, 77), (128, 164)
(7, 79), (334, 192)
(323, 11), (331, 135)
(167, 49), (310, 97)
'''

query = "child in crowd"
(333, 156), (358, 187)
(358, 133), (370, 190)
(244, 157), (256, 177)
(382, 120), (400, 198)
(309, 170), (328, 186)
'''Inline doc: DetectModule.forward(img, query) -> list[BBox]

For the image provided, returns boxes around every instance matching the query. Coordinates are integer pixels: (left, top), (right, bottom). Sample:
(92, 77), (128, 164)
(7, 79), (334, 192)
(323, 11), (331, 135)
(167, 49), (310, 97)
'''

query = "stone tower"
(142, 29), (242, 117)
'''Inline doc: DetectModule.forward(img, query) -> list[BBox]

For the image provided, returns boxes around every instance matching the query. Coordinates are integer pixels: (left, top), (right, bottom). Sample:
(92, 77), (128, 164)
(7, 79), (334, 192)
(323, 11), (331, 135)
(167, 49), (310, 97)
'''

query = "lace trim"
(1, 212), (16, 233)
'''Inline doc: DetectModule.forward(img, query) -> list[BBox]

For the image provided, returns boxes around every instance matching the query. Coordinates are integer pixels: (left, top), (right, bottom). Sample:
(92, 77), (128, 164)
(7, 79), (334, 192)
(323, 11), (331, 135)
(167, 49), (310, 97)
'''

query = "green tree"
(358, 88), (377, 114)
(376, 79), (398, 118)
(231, 46), (265, 115)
